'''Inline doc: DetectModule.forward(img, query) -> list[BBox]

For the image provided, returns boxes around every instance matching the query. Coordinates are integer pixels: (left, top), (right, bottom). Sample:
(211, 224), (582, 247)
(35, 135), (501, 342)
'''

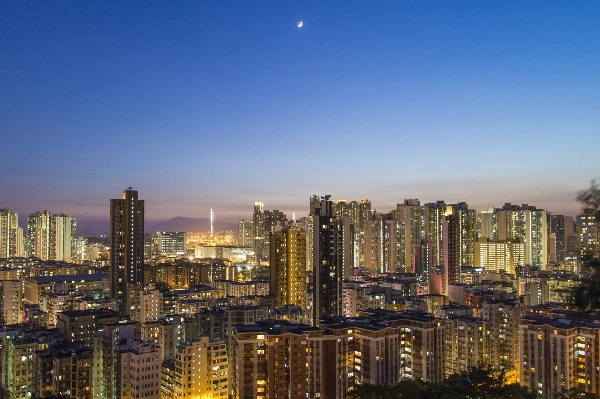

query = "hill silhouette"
(146, 216), (234, 234)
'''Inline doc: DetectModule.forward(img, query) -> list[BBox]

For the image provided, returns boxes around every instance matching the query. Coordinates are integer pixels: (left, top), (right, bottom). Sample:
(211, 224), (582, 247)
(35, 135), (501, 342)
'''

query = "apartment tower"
(110, 188), (145, 319)
(312, 195), (349, 325)
(269, 228), (307, 309)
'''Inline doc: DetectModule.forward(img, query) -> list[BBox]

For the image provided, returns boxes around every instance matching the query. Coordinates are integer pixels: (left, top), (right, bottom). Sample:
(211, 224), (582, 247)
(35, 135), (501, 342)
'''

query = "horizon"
(9, 188), (589, 237)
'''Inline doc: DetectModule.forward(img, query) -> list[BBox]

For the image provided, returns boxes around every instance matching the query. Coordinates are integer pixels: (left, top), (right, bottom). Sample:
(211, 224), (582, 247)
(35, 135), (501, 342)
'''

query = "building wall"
(0, 280), (21, 324)
(481, 300), (525, 378)
(118, 340), (160, 399)
(269, 228), (307, 309)
(444, 317), (487, 378)
(110, 188), (145, 319)
(520, 318), (600, 398)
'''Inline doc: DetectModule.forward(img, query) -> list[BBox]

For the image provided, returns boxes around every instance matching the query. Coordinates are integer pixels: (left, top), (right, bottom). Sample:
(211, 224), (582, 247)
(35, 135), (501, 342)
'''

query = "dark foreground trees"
(571, 180), (600, 311)
(572, 256), (600, 311)
(345, 365), (537, 399)
(576, 180), (600, 216)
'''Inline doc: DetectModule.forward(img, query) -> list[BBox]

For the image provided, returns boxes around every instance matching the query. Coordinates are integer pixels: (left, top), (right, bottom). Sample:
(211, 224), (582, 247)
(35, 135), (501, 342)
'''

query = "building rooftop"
(26, 273), (109, 283)
(58, 308), (118, 318)
(234, 319), (320, 335)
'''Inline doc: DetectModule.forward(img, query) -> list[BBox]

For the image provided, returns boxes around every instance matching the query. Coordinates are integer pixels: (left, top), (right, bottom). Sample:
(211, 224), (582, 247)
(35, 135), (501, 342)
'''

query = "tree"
(572, 257), (600, 311)
(345, 384), (400, 399)
(32, 394), (70, 399)
(576, 180), (600, 217)
(571, 180), (600, 311)
(557, 388), (600, 399)
(345, 365), (538, 399)
(441, 365), (537, 399)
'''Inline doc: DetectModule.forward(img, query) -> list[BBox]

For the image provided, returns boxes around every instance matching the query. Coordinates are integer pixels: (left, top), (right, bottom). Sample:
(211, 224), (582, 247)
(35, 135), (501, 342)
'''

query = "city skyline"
(2, 2), (599, 227)
(1, 189), (593, 236)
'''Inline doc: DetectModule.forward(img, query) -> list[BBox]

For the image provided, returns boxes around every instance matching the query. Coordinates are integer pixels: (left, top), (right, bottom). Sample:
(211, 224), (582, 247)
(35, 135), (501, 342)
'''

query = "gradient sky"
(1, 1), (599, 229)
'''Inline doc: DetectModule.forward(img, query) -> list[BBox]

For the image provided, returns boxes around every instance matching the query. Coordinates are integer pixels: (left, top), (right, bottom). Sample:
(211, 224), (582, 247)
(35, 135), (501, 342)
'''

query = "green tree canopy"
(346, 365), (538, 399)
(576, 180), (600, 216)
(571, 180), (600, 311)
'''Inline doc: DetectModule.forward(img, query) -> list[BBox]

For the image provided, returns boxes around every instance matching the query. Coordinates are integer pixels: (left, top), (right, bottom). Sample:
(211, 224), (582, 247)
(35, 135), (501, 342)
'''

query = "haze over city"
(2, 1), (599, 229)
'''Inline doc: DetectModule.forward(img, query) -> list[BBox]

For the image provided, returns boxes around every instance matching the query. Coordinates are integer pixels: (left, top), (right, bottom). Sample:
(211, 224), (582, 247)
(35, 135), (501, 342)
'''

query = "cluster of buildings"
(0, 189), (598, 399)
(0, 209), (104, 263)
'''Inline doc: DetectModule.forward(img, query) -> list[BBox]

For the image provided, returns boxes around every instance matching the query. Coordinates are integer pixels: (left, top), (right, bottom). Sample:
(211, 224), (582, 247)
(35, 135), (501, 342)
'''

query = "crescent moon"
(297, 21), (303, 28)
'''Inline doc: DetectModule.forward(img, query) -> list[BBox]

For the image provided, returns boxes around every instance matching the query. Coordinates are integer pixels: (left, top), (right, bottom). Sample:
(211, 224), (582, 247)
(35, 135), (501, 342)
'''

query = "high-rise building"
(363, 213), (406, 274)
(564, 216), (576, 259)
(50, 213), (76, 262)
(100, 321), (141, 399)
(33, 337), (93, 399)
(0, 280), (22, 324)
(424, 201), (446, 272)
(443, 316), (487, 377)
(481, 299), (524, 379)
(264, 210), (286, 233)
(117, 340), (161, 399)
(140, 288), (163, 323)
(269, 228), (307, 309)
(24, 211), (75, 262)
(357, 199), (372, 230)
(231, 321), (324, 399)
(51, 346), (92, 399)
(520, 314), (600, 397)
(56, 309), (120, 346)
(110, 188), (145, 319)
(263, 209), (287, 260)
(72, 237), (99, 263)
(237, 219), (250, 247)
(577, 208), (598, 258)
(26, 211), (51, 259)
(0, 209), (11, 258)
(152, 232), (185, 257)
(252, 202), (265, 260)
(308, 197), (369, 273)
(386, 312), (446, 383)
(350, 322), (400, 386)
(496, 203), (548, 267)
(479, 206), (498, 241)
(412, 238), (432, 280)
(396, 199), (426, 272)
(331, 199), (369, 226)
(0, 209), (22, 258)
(331, 200), (356, 227)
(312, 195), (349, 325)
(548, 214), (567, 263)
(249, 204), (287, 262)
(474, 239), (525, 274)
(0, 333), (36, 399)
(443, 203), (477, 289)
(174, 337), (228, 399)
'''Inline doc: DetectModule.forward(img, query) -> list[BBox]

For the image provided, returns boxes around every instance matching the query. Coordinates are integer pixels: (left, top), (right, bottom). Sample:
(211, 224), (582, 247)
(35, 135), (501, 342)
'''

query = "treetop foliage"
(345, 365), (536, 399)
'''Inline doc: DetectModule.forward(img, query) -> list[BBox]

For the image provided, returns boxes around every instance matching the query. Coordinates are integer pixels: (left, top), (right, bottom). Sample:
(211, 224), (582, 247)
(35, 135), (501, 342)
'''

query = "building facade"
(312, 196), (349, 325)
(269, 228), (307, 309)
(110, 188), (145, 319)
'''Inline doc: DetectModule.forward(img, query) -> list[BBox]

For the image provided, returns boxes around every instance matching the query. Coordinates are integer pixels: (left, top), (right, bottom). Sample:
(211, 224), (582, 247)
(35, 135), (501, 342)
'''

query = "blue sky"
(1, 1), (599, 226)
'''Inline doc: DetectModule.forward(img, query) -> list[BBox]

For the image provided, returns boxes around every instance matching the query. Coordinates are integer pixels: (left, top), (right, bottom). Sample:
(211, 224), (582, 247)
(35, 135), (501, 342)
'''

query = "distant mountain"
(77, 221), (110, 238)
(147, 217), (234, 234)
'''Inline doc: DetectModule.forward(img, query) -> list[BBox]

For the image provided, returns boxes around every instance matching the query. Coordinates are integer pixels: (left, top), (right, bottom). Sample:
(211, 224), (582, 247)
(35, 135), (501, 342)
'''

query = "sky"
(1, 1), (599, 231)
